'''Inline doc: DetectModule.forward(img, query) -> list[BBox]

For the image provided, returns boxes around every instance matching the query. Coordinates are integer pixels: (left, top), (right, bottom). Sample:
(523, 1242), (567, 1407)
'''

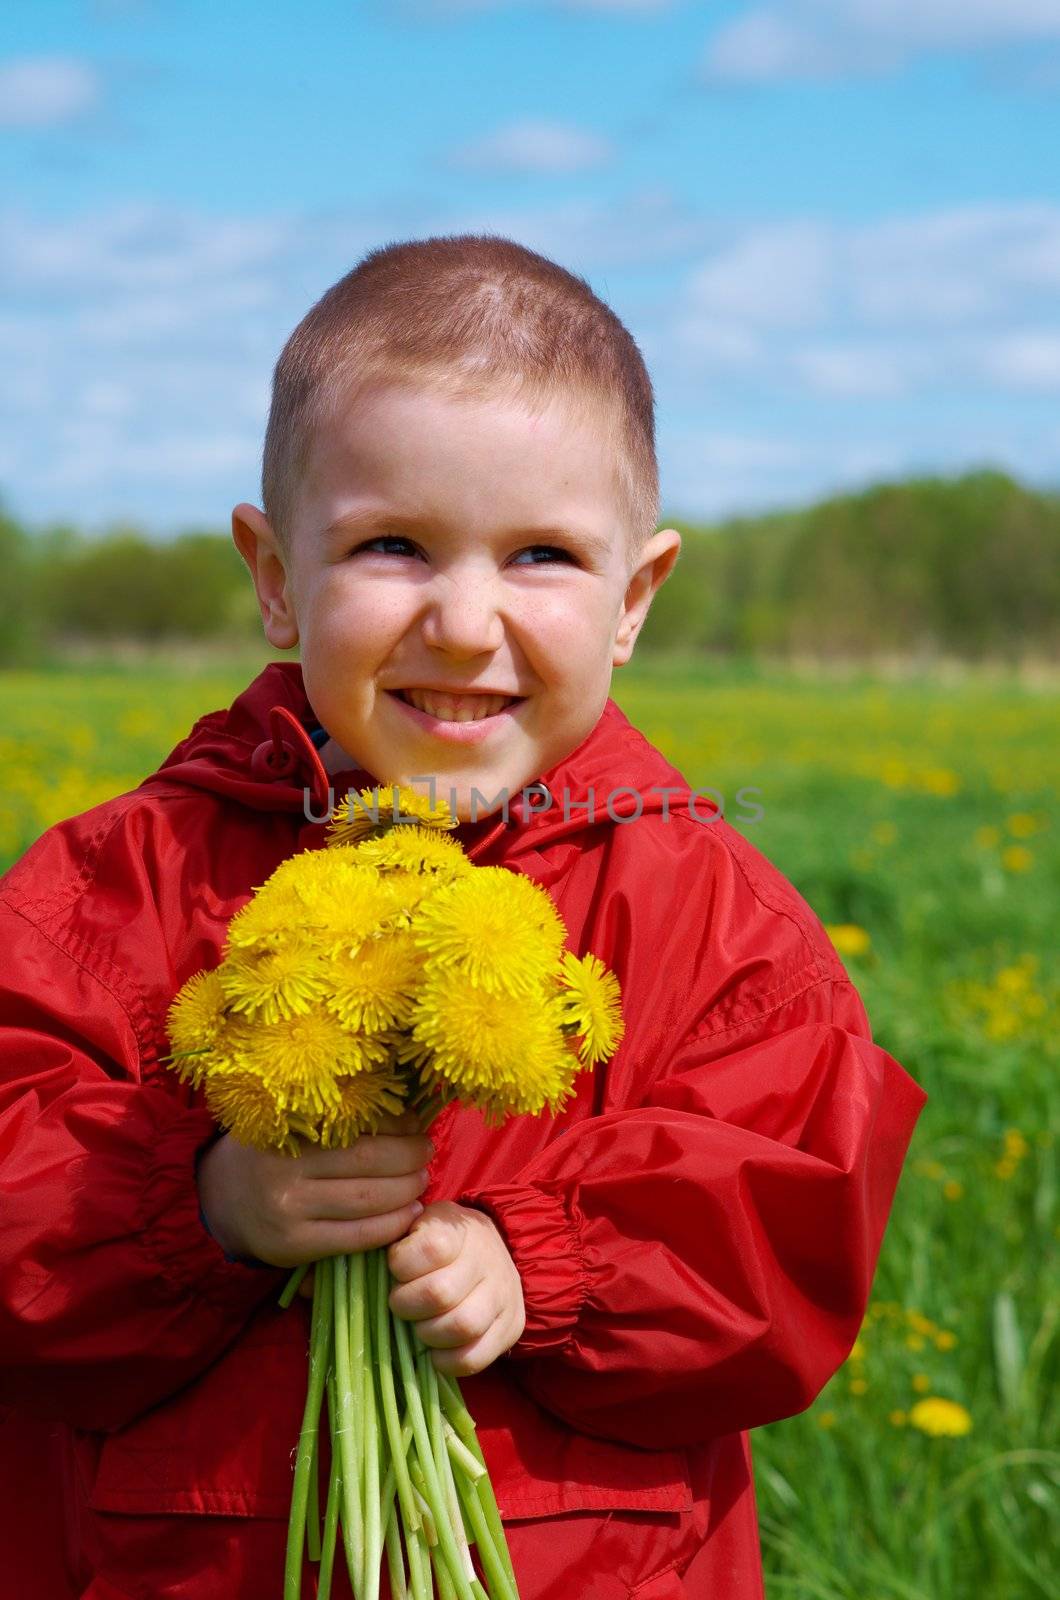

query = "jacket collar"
(151, 661), (693, 863)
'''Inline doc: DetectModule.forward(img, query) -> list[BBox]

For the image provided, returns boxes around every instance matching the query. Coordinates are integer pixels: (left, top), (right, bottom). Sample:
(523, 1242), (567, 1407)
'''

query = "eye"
(350, 535), (422, 558)
(511, 545), (577, 566)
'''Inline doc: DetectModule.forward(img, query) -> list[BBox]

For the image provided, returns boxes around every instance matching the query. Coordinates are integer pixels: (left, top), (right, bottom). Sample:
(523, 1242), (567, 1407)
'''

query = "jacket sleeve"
(457, 973), (927, 1452)
(0, 897), (285, 1434)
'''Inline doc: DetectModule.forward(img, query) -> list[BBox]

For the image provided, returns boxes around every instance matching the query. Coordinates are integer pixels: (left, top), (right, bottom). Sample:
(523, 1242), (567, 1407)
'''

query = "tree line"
(2, 469), (1058, 666)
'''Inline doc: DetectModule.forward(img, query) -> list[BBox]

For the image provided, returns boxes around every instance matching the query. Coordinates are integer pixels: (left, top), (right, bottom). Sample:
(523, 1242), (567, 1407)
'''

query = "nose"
(420, 568), (505, 658)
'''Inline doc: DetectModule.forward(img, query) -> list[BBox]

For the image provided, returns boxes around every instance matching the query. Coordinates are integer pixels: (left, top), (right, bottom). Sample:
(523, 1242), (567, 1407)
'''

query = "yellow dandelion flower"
(905, 1334), (926, 1351)
(850, 1377), (869, 1395)
(219, 945), (330, 1025)
(412, 869), (565, 998)
(323, 934), (423, 1032)
(1002, 845), (1033, 873)
(556, 951), (625, 1065)
(1006, 812), (1039, 838)
(1003, 1128), (1028, 1159)
(226, 889), (306, 953)
(849, 1338), (867, 1363)
(326, 783), (456, 847)
(817, 1411), (837, 1430)
(165, 968), (229, 1070)
(825, 923), (871, 958)
(994, 1157), (1018, 1180)
(350, 826), (474, 882)
(909, 1398), (972, 1438)
(205, 1071), (299, 1155)
(888, 1410), (907, 1428)
(263, 855), (404, 953)
(923, 768), (960, 797)
(935, 1331), (957, 1351)
(317, 1068), (410, 1147)
(409, 976), (578, 1120)
(942, 1180), (964, 1202)
(237, 1011), (392, 1119)
(912, 1373), (931, 1394)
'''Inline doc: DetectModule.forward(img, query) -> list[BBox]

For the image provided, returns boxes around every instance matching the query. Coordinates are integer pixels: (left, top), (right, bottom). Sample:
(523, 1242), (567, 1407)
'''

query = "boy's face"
(234, 381), (679, 820)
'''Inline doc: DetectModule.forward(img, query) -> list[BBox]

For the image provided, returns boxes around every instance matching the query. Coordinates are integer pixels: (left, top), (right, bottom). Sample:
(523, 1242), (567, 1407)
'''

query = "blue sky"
(2, 0), (1059, 532)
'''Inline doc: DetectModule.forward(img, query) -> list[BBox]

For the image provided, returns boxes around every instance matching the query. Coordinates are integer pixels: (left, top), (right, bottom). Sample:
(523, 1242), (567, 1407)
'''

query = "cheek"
(306, 578), (414, 657)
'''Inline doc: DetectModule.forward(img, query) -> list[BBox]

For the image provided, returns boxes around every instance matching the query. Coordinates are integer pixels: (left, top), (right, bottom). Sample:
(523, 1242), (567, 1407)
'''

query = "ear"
(613, 527), (681, 667)
(231, 503), (299, 650)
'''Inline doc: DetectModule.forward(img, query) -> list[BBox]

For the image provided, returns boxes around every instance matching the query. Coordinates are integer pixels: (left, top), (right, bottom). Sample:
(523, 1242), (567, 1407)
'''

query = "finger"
(306, 1168), (430, 1221)
(300, 1201), (427, 1258)
(394, 1280), (493, 1350)
(387, 1257), (476, 1324)
(386, 1203), (464, 1282)
(295, 1133), (434, 1180)
(430, 1331), (502, 1380)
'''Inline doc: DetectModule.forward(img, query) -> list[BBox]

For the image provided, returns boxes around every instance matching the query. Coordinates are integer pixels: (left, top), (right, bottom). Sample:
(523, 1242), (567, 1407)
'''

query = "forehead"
(299, 378), (630, 537)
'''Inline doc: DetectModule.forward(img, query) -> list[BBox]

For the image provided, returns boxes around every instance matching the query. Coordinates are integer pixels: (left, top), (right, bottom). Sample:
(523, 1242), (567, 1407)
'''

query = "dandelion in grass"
(910, 1397), (973, 1437)
(557, 950), (625, 1064)
(326, 782), (457, 846)
(165, 969), (228, 1070)
(323, 934), (422, 1032)
(220, 944), (330, 1025)
(412, 868), (565, 996)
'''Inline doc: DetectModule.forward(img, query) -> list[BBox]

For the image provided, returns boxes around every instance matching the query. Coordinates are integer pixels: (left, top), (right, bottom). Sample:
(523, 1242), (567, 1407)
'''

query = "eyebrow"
(322, 506), (614, 561)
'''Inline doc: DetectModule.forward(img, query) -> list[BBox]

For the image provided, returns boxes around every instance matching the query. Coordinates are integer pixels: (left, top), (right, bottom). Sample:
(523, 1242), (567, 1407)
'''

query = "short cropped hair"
(261, 233), (659, 551)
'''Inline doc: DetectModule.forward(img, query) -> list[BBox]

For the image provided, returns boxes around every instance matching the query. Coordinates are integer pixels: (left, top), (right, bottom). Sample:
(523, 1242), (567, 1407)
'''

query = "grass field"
(1, 657), (1056, 1598)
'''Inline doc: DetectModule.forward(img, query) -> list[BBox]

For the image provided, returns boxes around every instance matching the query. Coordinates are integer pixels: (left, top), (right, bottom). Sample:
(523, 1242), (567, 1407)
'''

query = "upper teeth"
(400, 689), (514, 722)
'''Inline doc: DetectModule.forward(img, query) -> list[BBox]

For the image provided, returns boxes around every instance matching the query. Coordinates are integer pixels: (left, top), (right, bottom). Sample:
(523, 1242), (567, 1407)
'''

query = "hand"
(385, 1201), (526, 1377)
(197, 1111), (433, 1268)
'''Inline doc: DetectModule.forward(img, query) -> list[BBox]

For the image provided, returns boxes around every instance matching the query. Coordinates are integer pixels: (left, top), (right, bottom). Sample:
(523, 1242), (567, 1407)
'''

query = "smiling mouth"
(391, 688), (522, 723)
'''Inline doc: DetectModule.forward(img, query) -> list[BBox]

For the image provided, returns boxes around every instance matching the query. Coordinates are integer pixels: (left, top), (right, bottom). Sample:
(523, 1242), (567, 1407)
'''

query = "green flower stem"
(408, 1460), (439, 1545)
(443, 1419), (485, 1484)
(331, 1253), (365, 1593)
(407, 1520), (432, 1600)
(358, 1251), (383, 1600)
(317, 1371), (342, 1600)
(307, 1402), (322, 1563)
(452, 1458), (517, 1600)
(372, 1249), (427, 1552)
(385, 1510), (409, 1600)
(284, 1254), (333, 1600)
(437, 1372), (518, 1594)
(392, 1314), (480, 1600)
(279, 1262), (311, 1309)
(423, 1351), (478, 1590)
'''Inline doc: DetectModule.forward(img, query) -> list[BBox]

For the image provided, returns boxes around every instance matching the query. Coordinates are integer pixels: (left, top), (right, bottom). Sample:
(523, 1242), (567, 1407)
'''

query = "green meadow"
(1, 657), (1056, 1598)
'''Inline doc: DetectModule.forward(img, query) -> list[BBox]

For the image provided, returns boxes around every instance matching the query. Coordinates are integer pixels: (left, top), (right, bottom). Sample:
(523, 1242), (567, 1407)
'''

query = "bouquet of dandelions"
(164, 784), (624, 1600)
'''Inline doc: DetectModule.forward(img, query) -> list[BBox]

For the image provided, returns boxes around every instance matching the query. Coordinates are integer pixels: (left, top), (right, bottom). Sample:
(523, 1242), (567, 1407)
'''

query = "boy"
(0, 235), (927, 1599)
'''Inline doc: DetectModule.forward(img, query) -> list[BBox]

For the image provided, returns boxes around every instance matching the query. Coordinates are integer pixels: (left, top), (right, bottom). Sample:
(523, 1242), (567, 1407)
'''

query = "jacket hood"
(151, 661), (695, 864)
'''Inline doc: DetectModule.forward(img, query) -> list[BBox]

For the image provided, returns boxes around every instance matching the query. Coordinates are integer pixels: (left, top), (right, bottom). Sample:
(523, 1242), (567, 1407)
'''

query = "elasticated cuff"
(456, 1181), (593, 1359)
(138, 1105), (285, 1307)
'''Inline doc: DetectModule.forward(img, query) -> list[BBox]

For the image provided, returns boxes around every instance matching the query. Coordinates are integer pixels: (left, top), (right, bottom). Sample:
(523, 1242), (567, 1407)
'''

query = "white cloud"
(663, 201), (1060, 406)
(977, 332), (1060, 391)
(448, 119), (613, 174)
(704, 0), (1060, 82)
(0, 57), (101, 129)
(3, 194), (1060, 530)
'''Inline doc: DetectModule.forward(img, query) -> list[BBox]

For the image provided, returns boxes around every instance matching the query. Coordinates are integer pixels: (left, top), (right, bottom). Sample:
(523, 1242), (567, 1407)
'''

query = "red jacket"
(0, 663), (927, 1600)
